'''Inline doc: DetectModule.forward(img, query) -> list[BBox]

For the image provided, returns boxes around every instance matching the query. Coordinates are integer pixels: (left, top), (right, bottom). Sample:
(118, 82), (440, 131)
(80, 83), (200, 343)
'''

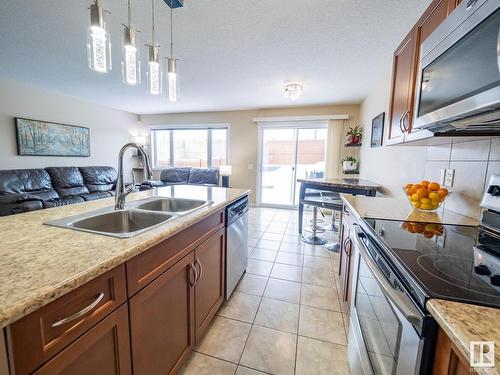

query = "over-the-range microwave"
(413, 0), (500, 136)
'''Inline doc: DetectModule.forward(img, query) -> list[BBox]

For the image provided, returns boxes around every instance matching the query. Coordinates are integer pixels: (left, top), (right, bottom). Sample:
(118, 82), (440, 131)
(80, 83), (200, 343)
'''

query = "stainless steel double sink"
(45, 197), (212, 238)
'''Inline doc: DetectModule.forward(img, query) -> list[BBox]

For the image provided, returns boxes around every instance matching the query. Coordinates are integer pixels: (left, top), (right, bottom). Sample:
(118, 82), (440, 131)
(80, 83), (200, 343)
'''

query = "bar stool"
(301, 205), (328, 245)
(299, 191), (343, 250)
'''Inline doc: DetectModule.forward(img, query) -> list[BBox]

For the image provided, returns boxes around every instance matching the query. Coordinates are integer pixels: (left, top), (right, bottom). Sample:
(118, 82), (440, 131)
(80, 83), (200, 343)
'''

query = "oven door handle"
(352, 225), (422, 326)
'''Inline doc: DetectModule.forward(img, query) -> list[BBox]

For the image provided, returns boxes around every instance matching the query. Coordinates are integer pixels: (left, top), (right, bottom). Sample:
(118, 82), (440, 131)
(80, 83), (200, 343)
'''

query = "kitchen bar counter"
(427, 299), (500, 375)
(341, 194), (479, 226)
(0, 185), (249, 329)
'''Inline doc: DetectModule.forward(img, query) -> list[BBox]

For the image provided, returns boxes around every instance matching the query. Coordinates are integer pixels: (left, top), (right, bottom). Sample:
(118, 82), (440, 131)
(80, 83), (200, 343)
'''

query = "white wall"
(0, 80), (139, 180)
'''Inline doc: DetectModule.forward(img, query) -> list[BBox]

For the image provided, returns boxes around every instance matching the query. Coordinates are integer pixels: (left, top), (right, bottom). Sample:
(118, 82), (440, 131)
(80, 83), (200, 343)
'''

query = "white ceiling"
(0, 0), (431, 115)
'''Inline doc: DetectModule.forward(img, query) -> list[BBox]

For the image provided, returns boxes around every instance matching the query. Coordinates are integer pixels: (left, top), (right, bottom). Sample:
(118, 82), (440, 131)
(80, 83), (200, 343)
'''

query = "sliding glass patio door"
(258, 125), (327, 207)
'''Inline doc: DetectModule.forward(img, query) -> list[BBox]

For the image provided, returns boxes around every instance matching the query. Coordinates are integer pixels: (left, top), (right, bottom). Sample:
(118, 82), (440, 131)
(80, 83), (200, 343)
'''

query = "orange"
(412, 201), (421, 209)
(429, 182), (440, 191)
(405, 183), (413, 190)
(423, 231), (434, 239)
(428, 192), (439, 201)
(405, 188), (412, 196)
(411, 193), (419, 202)
(437, 188), (449, 197)
(417, 188), (429, 199)
(420, 180), (430, 188)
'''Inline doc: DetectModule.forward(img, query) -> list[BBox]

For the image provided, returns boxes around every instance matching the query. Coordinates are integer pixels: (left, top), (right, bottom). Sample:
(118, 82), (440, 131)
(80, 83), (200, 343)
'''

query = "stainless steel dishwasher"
(225, 196), (249, 299)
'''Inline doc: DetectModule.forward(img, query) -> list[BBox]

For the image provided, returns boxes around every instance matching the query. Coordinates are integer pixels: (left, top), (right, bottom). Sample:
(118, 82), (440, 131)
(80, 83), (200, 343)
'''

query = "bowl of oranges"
(404, 180), (449, 211)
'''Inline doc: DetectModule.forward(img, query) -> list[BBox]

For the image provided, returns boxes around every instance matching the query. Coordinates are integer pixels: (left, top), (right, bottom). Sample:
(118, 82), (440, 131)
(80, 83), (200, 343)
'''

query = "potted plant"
(341, 156), (358, 172)
(346, 125), (363, 145)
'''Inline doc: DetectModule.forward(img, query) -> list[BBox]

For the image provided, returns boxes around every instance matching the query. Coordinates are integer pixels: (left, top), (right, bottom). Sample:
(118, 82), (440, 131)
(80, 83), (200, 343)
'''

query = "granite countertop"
(427, 299), (500, 375)
(0, 185), (250, 329)
(341, 194), (479, 226)
(296, 177), (381, 190)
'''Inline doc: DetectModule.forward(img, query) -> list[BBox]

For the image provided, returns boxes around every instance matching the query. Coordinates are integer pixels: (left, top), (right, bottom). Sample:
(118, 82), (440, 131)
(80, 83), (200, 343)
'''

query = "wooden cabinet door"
(33, 304), (131, 375)
(129, 252), (196, 375)
(388, 29), (416, 143)
(194, 227), (225, 343)
(433, 328), (472, 375)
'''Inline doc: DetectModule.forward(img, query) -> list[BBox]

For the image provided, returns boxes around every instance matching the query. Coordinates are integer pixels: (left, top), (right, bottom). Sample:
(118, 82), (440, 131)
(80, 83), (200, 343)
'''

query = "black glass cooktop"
(363, 219), (500, 310)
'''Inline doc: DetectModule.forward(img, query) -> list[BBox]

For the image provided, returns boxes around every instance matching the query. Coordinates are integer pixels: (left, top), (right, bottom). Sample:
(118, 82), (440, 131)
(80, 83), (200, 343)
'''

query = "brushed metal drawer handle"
(194, 259), (203, 283)
(51, 292), (105, 328)
(189, 263), (198, 287)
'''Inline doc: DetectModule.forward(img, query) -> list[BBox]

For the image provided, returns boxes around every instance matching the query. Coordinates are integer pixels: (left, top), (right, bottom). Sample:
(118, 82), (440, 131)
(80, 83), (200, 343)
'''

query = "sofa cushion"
(79, 166), (117, 193)
(0, 201), (44, 216)
(46, 167), (89, 197)
(188, 168), (219, 185)
(0, 169), (59, 201)
(43, 196), (85, 209)
(160, 168), (191, 184)
(79, 191), (113, 201)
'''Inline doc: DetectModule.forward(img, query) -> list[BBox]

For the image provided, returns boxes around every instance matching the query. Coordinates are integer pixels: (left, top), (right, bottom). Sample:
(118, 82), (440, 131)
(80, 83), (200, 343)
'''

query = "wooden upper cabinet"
(388, 29), (416, 143)
(129, 251), (196, 375)
(33, 304), (131, 375)
(194, 228), (225, 343)
(388, 0), (455, 143)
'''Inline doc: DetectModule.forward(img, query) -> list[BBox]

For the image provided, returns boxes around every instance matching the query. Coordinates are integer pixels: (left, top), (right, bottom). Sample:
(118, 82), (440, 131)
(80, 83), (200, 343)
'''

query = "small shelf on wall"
(343, 170), (360, 175)
(344, 143), (362, 147)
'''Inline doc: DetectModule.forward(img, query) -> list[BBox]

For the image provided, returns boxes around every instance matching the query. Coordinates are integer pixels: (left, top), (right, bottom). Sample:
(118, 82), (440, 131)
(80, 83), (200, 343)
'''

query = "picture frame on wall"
(15, 118), (90, 157)
(370, 112), (384, 148)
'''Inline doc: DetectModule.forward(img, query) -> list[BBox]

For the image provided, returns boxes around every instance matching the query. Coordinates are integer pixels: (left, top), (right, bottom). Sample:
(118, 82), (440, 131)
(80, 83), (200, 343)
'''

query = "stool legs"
(326, 210), (340, 252)
(301, 206), (327, 245)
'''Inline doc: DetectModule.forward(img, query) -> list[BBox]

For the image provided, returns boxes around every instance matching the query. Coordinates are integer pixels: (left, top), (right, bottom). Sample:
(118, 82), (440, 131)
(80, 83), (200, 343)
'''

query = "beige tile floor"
(180, 207), (350, 375)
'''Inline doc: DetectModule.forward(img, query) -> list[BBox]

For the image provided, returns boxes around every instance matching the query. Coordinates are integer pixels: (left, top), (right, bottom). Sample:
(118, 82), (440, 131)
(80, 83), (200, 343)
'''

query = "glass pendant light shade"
(87, 1), (112, 73)
(167, 58), (178, 102)
(121, 26), (141, 85)
(146, 0), (162, 95)
(147, 46), (163, 95)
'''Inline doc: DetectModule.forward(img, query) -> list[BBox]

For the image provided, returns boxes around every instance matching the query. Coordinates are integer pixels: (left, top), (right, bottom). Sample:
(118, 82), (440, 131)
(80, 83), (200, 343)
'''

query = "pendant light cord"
(151, 0), (156, 44)
(170, 0), (174, 57)
(127, 0), (131, 27)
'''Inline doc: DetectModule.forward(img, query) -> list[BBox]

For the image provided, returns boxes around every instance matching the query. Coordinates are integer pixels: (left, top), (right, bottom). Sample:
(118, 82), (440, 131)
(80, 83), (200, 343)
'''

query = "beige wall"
(140, 104), (360, 203)
(0, 80), (139, 182)
(359, 75), (428, 197)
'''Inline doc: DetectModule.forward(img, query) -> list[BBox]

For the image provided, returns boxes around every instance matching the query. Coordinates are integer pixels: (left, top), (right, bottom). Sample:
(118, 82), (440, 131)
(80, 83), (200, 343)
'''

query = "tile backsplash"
(425, 138), (500, 219)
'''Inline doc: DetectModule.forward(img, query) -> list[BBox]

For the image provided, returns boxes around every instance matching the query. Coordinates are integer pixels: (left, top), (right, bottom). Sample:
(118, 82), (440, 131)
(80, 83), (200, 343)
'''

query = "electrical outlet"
(444, 169), (455, 187)
(439, 169), (446, 186)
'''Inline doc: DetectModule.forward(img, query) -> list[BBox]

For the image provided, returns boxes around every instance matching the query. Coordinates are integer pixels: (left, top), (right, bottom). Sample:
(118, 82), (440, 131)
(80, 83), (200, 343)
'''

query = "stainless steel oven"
(347, 224), (428, 375)
(413, 0), (500, 135)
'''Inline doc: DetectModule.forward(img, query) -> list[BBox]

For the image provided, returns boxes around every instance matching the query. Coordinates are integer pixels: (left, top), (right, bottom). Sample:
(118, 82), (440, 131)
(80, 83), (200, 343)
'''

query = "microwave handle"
(351, 225), (422, 326)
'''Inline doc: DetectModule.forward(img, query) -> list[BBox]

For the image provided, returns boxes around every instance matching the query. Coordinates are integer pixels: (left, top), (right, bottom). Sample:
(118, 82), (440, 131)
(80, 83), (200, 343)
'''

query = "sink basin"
(46, 209), (173, 238)
(134, 198), (210, 214)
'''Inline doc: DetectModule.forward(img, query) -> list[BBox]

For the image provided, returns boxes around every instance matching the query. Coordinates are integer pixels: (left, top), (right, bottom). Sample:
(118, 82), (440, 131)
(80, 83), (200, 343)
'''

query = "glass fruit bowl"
(403, 181), (450, 212)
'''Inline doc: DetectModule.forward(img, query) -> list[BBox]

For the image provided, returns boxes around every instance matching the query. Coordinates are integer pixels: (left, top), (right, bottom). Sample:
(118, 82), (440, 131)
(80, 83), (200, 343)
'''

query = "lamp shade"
(219, 165), (232, 176)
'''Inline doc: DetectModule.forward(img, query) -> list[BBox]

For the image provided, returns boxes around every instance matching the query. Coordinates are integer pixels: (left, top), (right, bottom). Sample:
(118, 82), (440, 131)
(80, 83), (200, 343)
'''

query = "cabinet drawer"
(33, 304), (131, 375)
(127, 210), (224, 296)
(7, 264), (127, 375)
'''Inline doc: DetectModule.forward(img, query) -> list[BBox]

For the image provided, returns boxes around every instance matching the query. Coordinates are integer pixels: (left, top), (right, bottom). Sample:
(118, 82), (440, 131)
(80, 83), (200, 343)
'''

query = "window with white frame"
(150, 125), (229, 169)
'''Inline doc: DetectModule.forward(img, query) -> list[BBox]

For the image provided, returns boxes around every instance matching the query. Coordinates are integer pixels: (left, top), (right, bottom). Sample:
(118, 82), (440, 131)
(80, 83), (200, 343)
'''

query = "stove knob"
(487, 185), (500, 196)
(491, 274), (500, 287)
(474, 264), (491, 276)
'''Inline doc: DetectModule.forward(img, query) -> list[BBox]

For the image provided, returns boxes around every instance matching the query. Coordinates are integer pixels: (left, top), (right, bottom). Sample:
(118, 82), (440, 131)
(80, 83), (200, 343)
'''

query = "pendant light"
(122, 0), (141, 86)
(167, 0), (179, 102)
(87, 0), (112, 73)
(146, 0), (162, 95)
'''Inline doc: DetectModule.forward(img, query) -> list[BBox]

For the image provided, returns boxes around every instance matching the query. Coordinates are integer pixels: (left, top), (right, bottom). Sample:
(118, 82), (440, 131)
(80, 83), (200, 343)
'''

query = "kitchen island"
(0, 185), (249, 375)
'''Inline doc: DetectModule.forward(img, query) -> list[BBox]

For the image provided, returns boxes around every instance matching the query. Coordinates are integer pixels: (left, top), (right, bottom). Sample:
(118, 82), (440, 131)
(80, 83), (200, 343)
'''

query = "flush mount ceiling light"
(284, 83), (304, 100)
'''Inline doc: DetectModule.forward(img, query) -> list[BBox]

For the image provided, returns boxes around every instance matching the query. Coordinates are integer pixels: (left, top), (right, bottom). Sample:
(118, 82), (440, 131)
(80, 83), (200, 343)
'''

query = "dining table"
(297, 177), (381, 234)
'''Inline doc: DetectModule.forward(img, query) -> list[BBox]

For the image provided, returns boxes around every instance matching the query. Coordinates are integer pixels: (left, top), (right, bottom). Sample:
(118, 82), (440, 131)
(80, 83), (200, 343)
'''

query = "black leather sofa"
(0, 166), (117, 216)
(140, 167), (220, 190)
